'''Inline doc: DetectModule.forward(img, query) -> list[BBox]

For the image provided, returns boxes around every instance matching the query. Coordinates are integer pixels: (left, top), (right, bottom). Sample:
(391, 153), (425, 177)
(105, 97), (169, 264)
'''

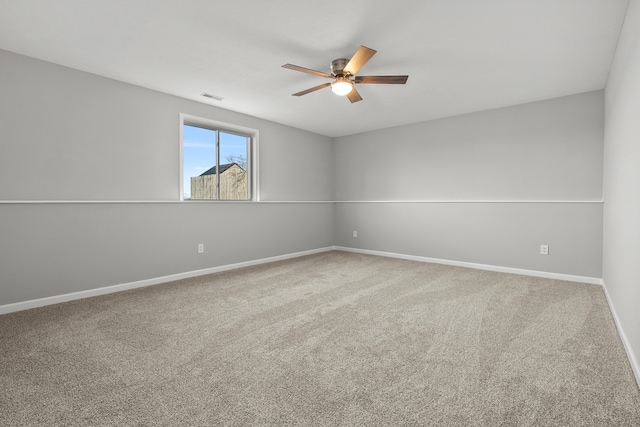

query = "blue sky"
(183, 125), (248, 198)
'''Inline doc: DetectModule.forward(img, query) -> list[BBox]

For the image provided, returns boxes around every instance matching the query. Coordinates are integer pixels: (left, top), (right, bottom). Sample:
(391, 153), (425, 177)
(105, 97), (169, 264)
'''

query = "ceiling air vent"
(200, 92), (224, 101)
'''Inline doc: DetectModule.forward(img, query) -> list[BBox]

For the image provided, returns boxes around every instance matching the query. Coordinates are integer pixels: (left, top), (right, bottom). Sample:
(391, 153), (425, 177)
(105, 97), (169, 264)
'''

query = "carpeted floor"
(1, 251), (639, 426)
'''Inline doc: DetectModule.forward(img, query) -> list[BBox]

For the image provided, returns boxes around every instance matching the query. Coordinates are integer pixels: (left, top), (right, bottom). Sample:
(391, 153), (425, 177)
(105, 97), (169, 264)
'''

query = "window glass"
(182, 123), (251, 200)
(219, 132), (249, 200)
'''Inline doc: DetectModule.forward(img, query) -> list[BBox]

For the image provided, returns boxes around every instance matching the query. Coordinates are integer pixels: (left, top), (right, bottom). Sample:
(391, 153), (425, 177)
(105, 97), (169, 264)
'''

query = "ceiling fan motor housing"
(331, 58), (349, 76)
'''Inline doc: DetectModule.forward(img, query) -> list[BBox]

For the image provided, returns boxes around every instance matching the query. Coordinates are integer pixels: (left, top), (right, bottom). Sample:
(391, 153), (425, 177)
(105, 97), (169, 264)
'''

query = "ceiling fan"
(282, 45), (408, 103)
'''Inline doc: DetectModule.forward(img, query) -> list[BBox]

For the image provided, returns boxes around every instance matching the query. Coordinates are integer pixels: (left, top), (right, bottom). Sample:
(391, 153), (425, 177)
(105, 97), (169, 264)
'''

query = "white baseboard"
(0, 247), (335, 315)
(601, 281), (640, 389)
(334, 246), (603, 285)
(0, 245), (603, 316)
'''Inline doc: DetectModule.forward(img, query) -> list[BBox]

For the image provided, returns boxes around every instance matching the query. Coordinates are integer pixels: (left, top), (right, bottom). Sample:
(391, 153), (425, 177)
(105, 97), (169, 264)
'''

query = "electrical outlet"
(540, 245), (549, 255)
(353, 230), (358, 238)
(197, 243), (204, 254)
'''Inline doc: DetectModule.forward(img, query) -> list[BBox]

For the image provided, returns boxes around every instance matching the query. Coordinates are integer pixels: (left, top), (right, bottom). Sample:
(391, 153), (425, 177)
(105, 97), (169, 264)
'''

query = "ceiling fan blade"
(282, 64), (333, 78)
(343, 46), (377, 76)
(292, 82), (332, 96)
(354, 75), (409, 84)
(346, 87), (363, 103)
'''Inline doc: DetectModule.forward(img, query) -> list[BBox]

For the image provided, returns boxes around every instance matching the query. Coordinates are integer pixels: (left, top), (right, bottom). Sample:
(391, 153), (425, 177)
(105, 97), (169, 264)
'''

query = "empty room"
(1, 1), (639, 425)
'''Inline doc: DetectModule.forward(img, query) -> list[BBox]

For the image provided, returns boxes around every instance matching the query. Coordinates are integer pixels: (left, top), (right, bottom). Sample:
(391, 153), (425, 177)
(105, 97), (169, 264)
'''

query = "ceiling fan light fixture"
(331, 77), (353, 96)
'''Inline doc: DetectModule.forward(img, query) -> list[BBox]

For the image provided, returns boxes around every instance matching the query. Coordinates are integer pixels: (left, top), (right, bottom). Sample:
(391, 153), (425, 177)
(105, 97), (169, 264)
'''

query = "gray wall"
(0, 47), (608, 310)
(603, 0), (640, 376)
(333, 92), (604, 278)
(0, 50), (334, 305)
(0, 202), (333, 304)
(0, 50), (333, 202)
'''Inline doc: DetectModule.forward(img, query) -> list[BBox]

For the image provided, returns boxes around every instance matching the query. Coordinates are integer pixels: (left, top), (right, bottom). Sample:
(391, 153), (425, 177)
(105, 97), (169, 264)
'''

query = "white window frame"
(179, 113), (259, 201)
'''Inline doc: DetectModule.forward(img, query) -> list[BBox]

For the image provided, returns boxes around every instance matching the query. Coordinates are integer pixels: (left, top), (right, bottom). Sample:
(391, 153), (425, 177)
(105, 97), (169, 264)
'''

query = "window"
(181, 115), (257, 201)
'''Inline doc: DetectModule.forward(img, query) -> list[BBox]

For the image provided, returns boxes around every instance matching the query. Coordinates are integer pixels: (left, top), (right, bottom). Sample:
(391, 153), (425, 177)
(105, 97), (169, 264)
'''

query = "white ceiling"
(0, 0), (630, 137)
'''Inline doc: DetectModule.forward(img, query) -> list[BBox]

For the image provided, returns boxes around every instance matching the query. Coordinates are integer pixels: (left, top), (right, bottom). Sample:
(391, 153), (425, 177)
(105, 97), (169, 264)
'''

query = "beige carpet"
(1, 251), (639, 426)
